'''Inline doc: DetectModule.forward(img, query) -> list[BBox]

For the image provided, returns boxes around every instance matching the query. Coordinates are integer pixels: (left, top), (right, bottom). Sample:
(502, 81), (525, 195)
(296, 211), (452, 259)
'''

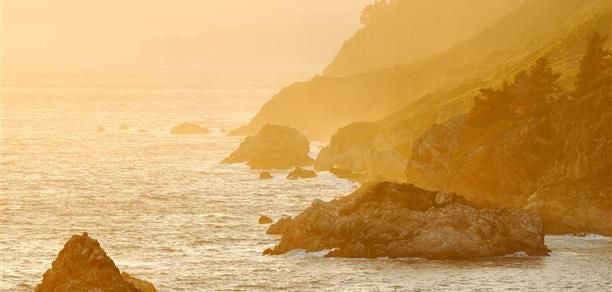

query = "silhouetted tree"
(574, 33), (612, 97)
(469, 83), (514, 126)
(360, 0), (395, 26)
(469, 57), (561, 126)
(510, 58), (561, 115)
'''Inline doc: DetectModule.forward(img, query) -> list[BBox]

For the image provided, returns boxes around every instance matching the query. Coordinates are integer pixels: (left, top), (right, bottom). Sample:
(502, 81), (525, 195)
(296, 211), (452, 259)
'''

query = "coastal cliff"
(312, 0), (611, 182)
(315, 122), (407, 181)
(407, 43), (612, 235)
(233, 0), (610, 140)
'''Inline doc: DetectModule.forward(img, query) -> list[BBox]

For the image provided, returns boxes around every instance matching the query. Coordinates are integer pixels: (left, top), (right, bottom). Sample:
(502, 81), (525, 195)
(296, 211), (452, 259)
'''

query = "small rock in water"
(170, 122), (209, 135)
(259, 171), (273, 180)
(286, 167), (317, 180)
(258, 215), (273, 224)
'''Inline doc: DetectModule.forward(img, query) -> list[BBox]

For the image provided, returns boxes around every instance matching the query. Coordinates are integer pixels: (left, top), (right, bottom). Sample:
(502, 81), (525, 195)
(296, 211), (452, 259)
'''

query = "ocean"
(1, 70), (611, 291)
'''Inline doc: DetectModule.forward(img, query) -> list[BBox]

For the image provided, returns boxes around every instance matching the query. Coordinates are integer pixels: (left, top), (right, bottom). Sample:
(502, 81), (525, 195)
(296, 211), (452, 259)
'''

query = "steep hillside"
(406, 41), (612, 235)
(233, 0), (610, 140)
(324, 0), (523, 76)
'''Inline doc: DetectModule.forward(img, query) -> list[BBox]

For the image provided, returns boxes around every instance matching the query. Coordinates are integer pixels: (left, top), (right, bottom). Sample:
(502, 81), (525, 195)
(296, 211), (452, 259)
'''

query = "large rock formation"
(36, 232), (156, 292)
(264, 182), (549, 259)
(315, 122), (407, 182)
(223, 124), (313, 169)
(170, 122), (209, 135)
(407, 93), (612, 235)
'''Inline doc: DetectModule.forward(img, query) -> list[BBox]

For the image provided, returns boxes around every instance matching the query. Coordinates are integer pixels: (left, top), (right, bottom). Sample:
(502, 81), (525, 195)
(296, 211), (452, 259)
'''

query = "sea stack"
(36, 232), (156, 292)
(223, 124), (313, 169)
(264, 182), (549, 259)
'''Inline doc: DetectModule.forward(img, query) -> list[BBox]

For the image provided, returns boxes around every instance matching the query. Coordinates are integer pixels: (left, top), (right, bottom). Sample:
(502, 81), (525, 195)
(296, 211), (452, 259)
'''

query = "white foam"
(284, 248), (337, 258)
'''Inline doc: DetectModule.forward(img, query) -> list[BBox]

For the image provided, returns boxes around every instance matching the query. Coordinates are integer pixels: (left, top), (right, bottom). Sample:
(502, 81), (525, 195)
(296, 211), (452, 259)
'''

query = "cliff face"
(264, 182), (549, 259)
(36, 233), (156, 292)
(234, 0), (611, 140)
(407, 94), (612, 235)
(324, 0), (523, 77)
(305, 0), (611, 183)
(315, 122), (407, 181)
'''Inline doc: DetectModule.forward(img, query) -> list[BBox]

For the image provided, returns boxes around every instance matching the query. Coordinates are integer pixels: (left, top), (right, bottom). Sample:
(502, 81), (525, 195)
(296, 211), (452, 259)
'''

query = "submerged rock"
(119, 124), (129, 130)
(170, 122), (209, 135)
(223, 124), (313, 169)
(97, 127), (106, 133)
(264, 182), (549, 259)
(258, 215), (273, 224)
(286, 167), (317, 180)
(36, 232), (156, 292)
(259, 171), (273, 180)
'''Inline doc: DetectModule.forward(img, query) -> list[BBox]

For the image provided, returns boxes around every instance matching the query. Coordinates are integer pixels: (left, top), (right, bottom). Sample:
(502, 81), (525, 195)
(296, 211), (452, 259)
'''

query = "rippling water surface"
(1, 72), (611, 291)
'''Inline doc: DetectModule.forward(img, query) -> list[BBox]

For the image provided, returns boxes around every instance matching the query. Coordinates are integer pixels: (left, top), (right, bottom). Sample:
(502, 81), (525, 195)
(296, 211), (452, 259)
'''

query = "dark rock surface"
(264, 182), (549, 259)
(36, 232), (156, 292)
(286, 167), (317, 180)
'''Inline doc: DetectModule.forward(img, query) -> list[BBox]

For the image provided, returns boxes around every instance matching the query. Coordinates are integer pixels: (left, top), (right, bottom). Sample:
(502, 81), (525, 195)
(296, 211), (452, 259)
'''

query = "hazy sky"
(2, 0), (372, 71)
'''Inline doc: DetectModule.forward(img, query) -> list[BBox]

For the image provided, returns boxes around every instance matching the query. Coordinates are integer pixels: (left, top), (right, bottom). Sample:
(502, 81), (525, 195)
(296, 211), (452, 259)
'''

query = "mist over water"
(1, 73), (611, 291)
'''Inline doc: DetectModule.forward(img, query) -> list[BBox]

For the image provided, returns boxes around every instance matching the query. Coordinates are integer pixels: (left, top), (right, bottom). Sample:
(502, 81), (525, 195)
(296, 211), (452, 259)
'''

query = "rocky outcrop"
(36, 232), (156, 292)
(259, 171), (273, 180)
(286, 167), (317, 180)
(258, 215), (273, 224)
(264, 182), (549, 259)
(223, 124), (313, 169)
(266, 216), (292, 235)
(170, 122), (209, 135)
(407, 95), (612, 235)
(315, 122), (407, 182)
(121, 272), (157, 292)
